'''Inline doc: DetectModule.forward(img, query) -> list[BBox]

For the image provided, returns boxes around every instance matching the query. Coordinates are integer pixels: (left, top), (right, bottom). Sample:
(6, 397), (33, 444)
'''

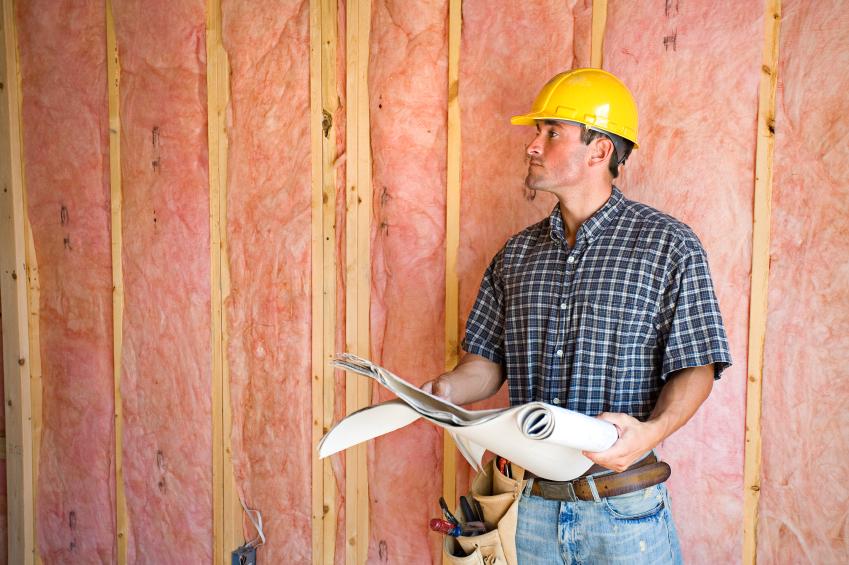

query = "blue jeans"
(515, 480), (682, 564)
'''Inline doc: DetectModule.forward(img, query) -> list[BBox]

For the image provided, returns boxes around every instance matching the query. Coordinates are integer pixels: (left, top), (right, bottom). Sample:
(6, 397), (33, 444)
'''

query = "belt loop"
(523, 477), (535, 497)
(585, 475), (602, 503)
(565, 481), (577, 502)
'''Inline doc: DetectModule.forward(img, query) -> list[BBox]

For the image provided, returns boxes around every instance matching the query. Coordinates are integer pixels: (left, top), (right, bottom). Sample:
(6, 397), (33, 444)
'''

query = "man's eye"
(548, 130), (558, 138)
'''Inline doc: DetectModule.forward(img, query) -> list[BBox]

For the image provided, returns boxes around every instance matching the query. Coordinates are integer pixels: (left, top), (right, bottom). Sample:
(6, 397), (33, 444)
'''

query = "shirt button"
(556, 349), (564, 357)
(560, 303), (567, 310)
(552, 398), (560, 405)
(567, 256), (576, 264)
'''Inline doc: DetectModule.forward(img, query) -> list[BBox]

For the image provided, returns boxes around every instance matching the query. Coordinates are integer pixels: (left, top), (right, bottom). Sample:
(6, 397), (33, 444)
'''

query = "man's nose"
(526, 133), (544, 157)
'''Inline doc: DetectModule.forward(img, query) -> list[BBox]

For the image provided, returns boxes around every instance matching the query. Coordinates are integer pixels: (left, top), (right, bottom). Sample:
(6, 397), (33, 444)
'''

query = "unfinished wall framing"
(442, 0), (461, 510)
(743, 0), (781, 560)
(344, 1), (372, 563)
(1, 0), (848, 563)
(205, 0), (241, 561)
(105, 1), (126, 562)
(1, 0), (34, 561)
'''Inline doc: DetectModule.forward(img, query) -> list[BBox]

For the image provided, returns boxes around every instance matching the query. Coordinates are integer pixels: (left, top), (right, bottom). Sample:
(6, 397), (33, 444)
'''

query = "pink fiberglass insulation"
(220, 1), (317, 561)
(759, 2), (849, 562)
(16, 1), (116, 561)
(369, 0), (448, 561)
(112, 0), (212, 560)
(604, 1), (762, 561)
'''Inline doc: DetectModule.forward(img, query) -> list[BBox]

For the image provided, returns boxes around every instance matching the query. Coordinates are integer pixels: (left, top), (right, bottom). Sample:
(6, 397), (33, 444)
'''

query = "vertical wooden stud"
(344, 2), (358, 559)
(24, 213), (41, 565)
(206, 0), (241, 562)
(345, 0), (372, 563)
(309, 0), (324, 559)
(0, 0), (35, 561)
(105, 1), (128, 562)
(355, 2), (372, 561)
(311, 0), (339, 562)
(321, 3), (339, 562)
(743, 1), (781, 563)
(591, 0), (608, 68)
(443, 0), (462, 509)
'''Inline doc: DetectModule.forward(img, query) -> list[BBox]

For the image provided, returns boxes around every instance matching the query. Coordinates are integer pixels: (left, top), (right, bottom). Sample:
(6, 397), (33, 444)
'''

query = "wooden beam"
(309, 0), (324, 559)
(320, 3), (339, 563)
(354, 3), (372, 563)
(743, 1), (781, 563)
(105, 2), (128, 563)
(344, 0), (358, 558)
(345, 1), (372, 563)
(311, 0), (339, 562)
(443, 0), (462, 509)
(24, 211), (41, 565)
(1, 0), (35, 561)
(591, 0), (608, 68)
(206, 0), (241, 562)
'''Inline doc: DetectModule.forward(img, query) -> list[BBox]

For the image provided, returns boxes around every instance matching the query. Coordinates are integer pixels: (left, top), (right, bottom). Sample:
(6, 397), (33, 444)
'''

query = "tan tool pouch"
(442, 459), (526, 565)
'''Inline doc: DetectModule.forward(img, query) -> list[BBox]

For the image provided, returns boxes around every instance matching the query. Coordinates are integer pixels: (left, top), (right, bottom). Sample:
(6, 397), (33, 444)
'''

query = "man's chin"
(525, 176), (548, 192)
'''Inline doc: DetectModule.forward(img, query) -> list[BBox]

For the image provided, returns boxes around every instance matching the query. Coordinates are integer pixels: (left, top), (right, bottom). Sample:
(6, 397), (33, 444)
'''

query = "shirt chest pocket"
(577, 296), (656, 348)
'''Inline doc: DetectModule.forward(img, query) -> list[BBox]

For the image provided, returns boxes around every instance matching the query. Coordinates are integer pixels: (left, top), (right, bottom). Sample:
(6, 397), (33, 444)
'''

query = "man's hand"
(419, 353), (505, 406)
(421, 374), (454, 402)
(584, 364), (715, 472)
(582, 413), (662, 472)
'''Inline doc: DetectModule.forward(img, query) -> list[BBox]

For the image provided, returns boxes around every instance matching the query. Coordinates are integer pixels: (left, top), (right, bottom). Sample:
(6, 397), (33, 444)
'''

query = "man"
(422, 68), (731, 564)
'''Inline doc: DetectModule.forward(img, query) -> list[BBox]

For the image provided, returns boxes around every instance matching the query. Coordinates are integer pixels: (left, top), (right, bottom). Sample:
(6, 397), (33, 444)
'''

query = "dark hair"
(579, 127), (634, 179)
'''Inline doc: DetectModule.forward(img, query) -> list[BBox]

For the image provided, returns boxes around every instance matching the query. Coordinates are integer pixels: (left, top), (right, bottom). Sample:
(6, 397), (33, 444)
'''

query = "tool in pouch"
(441, 458), (526, 565)
(434, 496), (487, 536)
(430, 518), (487, 537)
(231, 499), (266, 565)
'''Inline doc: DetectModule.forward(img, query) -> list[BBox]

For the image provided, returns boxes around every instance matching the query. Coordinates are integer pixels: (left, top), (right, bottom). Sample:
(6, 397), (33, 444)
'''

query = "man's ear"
(587, 136), (615, 168)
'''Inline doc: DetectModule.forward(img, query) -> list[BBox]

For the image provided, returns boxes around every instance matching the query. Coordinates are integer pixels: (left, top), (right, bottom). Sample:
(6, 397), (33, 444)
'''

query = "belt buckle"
(538, 480), (578, 502)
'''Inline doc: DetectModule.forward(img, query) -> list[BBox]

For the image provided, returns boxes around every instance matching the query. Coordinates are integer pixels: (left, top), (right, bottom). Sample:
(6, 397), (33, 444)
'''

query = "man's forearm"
(423, 353), (505, 405)
(644, 364), (714, 444)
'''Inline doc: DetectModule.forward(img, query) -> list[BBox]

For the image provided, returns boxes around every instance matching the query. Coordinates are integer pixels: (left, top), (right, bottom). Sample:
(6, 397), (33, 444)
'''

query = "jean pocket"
(602, 485), (664, 520)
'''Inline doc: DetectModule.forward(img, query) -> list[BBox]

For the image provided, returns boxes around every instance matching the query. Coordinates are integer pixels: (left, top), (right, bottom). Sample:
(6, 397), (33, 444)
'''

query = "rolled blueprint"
(518, 404), (619, 452)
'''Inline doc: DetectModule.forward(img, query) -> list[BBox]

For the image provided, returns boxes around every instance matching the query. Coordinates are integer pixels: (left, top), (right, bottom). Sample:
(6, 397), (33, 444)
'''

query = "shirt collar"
(548, 186), (625, 244)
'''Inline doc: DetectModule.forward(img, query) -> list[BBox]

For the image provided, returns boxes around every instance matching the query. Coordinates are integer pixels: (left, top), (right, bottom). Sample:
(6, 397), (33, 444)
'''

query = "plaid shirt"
(462, 187), (731, 420)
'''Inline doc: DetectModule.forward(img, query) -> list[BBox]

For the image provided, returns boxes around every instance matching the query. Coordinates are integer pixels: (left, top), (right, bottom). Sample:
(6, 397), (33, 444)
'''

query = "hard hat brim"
(509, 113), (640, 149)
(510, 113), (541, 126)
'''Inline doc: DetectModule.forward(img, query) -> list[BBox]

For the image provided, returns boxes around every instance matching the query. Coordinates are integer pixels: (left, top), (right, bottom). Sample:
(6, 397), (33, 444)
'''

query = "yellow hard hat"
(511, 68), (639, 148)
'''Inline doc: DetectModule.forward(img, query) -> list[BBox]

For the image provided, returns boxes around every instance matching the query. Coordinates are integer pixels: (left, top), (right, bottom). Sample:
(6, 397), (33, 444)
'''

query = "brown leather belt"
(528, 453), (671, 501)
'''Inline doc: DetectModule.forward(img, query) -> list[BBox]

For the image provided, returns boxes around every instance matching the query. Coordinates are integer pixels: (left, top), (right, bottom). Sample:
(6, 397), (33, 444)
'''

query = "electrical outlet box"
(231, 544), (257, 565)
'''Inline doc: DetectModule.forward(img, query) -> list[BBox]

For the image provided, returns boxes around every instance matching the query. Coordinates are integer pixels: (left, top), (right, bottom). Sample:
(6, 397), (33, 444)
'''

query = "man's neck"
(555, 182), (613, 247)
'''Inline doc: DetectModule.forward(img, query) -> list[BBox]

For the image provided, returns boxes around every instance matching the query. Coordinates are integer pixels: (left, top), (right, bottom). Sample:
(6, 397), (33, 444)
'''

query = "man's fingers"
(422, 377), (451, 401)
(596, 412), (629, 426)
(582, 447), (632, 473)
(433, 379), (451, 400)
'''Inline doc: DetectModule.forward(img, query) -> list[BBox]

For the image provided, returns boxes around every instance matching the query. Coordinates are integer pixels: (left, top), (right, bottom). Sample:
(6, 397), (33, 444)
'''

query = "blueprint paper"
(319, 354), (619, 480)
(332, 354), (504, 425)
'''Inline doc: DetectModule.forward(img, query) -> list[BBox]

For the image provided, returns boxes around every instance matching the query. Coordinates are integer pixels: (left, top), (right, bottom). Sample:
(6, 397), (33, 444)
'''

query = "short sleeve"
(660, 244), (732, 381)
(461, 248), (506, 364)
